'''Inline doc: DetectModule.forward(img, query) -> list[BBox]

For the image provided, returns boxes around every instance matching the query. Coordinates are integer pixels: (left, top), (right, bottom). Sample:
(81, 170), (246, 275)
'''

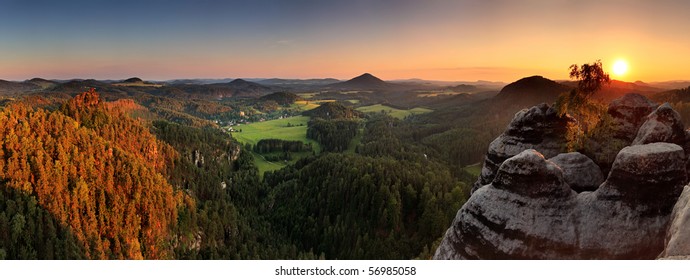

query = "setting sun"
(612, 60), (629, 77)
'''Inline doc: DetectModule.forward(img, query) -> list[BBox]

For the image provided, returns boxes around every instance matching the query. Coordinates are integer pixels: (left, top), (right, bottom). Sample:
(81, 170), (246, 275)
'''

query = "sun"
(612, 60), (628, 77)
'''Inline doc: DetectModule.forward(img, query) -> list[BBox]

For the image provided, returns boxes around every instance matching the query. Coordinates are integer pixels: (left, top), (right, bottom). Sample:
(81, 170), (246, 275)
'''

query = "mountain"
(326, 73), (398, 91)
(494, 75), (572, 106)
(165, 78), (272, 99)
(123, 77), (143, 83)
(26, 78), (58, 89)
(0, 79), (41, 95)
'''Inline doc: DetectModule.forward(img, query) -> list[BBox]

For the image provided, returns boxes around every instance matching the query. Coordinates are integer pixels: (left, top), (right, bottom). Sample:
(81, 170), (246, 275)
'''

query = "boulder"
(472, 103), (575, 193)
(435, 143), (686, 260)
(633, 103), (686, 146)
(660, 185), (690, 259)
(607, 93), (657, 141)
(549, 152), (604, 193)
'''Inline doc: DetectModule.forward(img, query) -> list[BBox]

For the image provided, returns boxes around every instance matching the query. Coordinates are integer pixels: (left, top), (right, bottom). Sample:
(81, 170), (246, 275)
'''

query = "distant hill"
(123, 77), (143, 83)
(649, 81), (690, 90)
(224, 79), (272, 96)
(168, 79), (272, 99)
(651, 86), (690, 103)
(445, 84), (479, 93)
(259, 92), (301, 106)
(26, 78), (58, 89)
(258, 78), (341, 86)
(0, 79), (41, 95)
(302, 102), (364, 119)
(560, 80), (663, 101)
(494, 75), (572, 106)
(326, 73), (399, 91)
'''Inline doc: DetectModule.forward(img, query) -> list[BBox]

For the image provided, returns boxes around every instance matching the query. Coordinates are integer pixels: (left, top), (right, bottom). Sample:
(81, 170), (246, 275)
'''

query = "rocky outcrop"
(192, 150), (205, 167)
(660, 186), (690, 259)
(229, 144), (241, 162)
(583, 94), (658, 175)
(435, 143), (686, 260)
(633, 103), (685, 146)
(549, 152), (604, 193)
(472, 103), (575, 193)
(608, 93), (657, 141)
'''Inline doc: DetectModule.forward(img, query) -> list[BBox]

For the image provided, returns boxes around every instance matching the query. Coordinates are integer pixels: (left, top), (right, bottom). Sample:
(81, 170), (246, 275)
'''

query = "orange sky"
(1, 0), (689, 82)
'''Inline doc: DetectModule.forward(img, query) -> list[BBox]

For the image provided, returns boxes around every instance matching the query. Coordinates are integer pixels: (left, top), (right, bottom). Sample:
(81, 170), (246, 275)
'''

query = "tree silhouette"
(569, 60), (611, 97)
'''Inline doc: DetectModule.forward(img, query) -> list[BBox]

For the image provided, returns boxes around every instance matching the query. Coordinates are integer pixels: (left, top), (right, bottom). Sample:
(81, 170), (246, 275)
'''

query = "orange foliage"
(0, 90), (184, 259)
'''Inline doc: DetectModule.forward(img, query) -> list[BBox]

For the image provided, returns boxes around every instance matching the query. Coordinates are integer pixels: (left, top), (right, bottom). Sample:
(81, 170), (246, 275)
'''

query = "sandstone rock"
(435, 143), (686, 260)
(192, 150), (205, 167)
(659, 185), (690, 259)
(472, 103), (575, 193)
(598, 143), (686, 212)
(607, 93), (657, 141)
(632, 103), (686, 146)
(549, 152), (604, 193)
(229, 144), (241, 162)
(583, 94), (658, 175)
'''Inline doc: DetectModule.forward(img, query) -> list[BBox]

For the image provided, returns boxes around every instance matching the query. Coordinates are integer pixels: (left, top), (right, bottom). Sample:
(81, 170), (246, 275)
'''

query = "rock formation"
(660, 186), (690, 259)
(435, 144), (686, 259)
(437, 94), (690, 260)
(548, 152), (604, 193)
(583, 93), (658, 175)
(633, 103), (685, 146)
(607, 93), (657, 141)
(472, 103), (575, 193)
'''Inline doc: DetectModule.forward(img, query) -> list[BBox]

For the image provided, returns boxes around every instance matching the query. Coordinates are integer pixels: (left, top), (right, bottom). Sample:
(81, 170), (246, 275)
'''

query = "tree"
(556, 60), (612, 150)
(568, 60), (610, 97)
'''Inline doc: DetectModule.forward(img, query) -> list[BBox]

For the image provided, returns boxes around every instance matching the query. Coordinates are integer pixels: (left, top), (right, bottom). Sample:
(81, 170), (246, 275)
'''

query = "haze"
(1, 0), (689, 82)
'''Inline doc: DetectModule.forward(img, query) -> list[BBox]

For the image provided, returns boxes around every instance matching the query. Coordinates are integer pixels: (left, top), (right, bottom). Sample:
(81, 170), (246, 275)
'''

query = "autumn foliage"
(0, 89), (182, 259)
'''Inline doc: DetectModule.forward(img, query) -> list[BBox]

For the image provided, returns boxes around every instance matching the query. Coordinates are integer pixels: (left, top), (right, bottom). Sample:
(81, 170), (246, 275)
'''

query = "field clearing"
(356, 104), (433, 119)
(231, 116), (314, 146)
(462, 163), (482, 177)
(297, 92), (317, 98)
(292, 100), (320, 111)
(231, 116), (320, 175)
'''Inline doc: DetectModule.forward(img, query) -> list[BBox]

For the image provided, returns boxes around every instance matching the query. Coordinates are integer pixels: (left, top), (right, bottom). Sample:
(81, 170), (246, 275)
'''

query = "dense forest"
(307, 118), (360, 152)
(0, 88), (488, 260)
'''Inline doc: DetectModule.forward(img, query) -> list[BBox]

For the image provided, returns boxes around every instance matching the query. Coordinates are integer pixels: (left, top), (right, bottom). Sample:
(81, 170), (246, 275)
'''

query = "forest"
(5, 70), (684, 260)
(0, 88), (481, 259)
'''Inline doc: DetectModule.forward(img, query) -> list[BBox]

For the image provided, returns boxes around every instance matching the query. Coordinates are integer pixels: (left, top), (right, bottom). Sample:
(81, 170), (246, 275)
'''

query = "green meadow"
(356, 104), (433, 119)
(462, 163), (482, 177)
(231, 115), (320, 174)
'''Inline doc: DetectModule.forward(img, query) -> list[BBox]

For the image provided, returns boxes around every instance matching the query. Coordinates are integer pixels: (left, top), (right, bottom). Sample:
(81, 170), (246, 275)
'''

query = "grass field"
(231, 116), (313, 146)
(356, 104), (433, 119)
(292, 100), (320, 111)
(231, 116), (319, 175)
(462, 163), (482, 177)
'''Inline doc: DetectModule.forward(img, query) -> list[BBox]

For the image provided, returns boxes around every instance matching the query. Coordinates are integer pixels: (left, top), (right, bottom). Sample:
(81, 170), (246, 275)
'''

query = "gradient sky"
(1, 0), (689, 82)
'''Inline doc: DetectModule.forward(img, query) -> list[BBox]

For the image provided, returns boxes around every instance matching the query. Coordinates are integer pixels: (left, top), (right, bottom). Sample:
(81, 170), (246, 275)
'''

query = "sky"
(1, 0), (689, 82)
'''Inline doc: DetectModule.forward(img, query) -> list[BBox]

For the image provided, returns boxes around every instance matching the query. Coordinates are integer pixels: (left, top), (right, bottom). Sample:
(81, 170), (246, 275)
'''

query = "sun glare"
(612, 60), (629, 77)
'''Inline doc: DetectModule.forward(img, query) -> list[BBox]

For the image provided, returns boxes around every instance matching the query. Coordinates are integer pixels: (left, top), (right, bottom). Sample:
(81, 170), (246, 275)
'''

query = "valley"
(2, 71), (690, 260)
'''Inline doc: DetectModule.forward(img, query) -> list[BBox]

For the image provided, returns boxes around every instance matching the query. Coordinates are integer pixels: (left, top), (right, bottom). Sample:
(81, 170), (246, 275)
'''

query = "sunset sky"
(1, 0), (689, 82)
